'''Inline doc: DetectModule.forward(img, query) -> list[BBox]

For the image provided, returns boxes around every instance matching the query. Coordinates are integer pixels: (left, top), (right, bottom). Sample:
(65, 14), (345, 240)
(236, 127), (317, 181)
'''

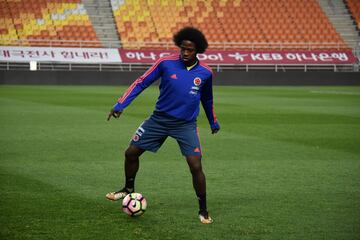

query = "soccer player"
(106, 27), (220, 224)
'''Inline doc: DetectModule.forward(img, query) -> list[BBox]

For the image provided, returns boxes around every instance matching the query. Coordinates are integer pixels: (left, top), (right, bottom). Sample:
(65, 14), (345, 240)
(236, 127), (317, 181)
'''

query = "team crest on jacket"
(193, 77), (202, 86)
(132, 134), (140, 142)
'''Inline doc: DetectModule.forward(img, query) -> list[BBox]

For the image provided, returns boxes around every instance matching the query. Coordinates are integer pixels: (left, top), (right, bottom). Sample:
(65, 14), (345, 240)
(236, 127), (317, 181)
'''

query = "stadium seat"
(109, 0), (347, 50)
(1, 0), (349, 50)
(0, 0), (101, 47)
(345, 0), (360, 30)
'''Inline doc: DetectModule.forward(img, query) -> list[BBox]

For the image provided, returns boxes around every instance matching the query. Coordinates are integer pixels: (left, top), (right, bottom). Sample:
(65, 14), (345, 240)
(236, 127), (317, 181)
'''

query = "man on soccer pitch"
(106, 27), (220, 224)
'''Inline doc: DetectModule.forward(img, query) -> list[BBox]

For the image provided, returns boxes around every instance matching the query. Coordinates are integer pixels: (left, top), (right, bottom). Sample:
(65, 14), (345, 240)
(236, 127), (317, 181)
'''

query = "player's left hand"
(107, 109), (122, 121)
(211, 128), (219, 134)
(211, 122), (220, 134)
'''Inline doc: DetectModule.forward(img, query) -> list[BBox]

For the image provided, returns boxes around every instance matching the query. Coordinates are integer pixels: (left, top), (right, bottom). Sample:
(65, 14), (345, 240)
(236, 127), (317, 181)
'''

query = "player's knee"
(189, 161), (203, 175)
(124, 149), (133, 160)
(191, 167), (202, 176)
(125, 145), (143, 160)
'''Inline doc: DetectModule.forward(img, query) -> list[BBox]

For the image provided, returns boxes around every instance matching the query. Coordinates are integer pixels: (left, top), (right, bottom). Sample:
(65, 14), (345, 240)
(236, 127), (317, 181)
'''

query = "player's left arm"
(200, 74), (220, 134)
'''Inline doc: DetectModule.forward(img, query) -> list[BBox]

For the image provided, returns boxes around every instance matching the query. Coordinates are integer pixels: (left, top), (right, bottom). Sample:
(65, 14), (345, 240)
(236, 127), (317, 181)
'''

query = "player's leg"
(106, 145), (145, 201)
(106, 115), (167, 201)
(186, 156), (206, 204)
(186, 156), (213, 224)
(124, 144), (146, 192)
(172, 123), (213, 224)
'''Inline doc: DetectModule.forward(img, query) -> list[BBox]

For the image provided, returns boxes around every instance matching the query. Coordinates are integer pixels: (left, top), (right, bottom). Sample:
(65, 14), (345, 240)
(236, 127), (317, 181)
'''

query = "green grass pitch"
(0, 85), (359, 240)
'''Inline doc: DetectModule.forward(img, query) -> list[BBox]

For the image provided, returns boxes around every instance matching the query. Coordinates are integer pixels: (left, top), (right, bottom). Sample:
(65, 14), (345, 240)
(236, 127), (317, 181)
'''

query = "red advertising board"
(0, 46), (357, 65)
(119, 49), (358, 64)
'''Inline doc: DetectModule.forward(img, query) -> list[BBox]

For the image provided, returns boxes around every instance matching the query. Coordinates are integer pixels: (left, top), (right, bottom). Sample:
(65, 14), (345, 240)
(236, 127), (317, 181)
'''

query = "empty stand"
(0, 0), (351, 50)
(345, 0), (360, 29)
(110, 0), (348, 50)
(83, 0), (121, 48)
(0, 0), (101, 47)
(319, 0), (359, 48)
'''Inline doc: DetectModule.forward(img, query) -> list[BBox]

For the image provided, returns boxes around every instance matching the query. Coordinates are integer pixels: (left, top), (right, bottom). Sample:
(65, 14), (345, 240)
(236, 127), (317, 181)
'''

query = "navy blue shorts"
(130, 111), (202, 156)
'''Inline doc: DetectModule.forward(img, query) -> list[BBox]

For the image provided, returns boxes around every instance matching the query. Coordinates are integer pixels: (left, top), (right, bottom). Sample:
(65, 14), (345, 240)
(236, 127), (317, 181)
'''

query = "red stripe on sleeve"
(117, 55), (179, 104)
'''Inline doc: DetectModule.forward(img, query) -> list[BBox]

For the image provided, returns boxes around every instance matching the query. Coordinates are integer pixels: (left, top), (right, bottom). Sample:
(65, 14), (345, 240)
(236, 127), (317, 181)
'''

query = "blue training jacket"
(113, 54), (219, 129)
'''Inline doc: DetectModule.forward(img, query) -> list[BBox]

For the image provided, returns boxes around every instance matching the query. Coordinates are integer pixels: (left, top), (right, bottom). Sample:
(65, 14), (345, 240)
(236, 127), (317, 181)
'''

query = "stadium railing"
(0, 61), (357, 73)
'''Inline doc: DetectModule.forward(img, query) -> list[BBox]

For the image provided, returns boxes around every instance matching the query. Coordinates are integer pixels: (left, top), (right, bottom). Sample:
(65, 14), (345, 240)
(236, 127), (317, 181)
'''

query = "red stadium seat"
(0, 0), (101, 47)
(1, 0), (349, 49)
(345, 0), (360, 30)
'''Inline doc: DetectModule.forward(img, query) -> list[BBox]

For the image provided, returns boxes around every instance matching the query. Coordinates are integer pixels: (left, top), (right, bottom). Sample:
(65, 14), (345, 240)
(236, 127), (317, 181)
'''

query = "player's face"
(180, 40), (197, 66)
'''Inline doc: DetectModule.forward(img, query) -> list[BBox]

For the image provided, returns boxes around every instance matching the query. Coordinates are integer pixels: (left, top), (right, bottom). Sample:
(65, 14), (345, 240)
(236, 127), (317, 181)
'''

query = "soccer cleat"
(198, 210), (213, 224)
(106, 187), (133, 201)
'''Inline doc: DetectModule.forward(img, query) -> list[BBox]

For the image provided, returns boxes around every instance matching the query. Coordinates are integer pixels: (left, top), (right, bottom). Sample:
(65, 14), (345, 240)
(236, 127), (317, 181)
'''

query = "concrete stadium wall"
(0, 70), (360, 85)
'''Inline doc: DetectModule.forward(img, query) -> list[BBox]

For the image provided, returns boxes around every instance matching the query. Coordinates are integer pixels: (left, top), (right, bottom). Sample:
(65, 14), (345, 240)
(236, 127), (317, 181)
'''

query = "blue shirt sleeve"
(200, 74), (220, 130)
(113, 60), (163, 111)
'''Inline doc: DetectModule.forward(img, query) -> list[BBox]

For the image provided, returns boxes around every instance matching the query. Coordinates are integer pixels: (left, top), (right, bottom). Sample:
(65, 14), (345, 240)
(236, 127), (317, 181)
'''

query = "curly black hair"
(173, 27), (208, 53)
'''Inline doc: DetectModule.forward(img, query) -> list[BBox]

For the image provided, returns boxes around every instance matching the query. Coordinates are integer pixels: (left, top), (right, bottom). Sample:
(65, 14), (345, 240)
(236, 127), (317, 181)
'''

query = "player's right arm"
(107, 59), (163, 121)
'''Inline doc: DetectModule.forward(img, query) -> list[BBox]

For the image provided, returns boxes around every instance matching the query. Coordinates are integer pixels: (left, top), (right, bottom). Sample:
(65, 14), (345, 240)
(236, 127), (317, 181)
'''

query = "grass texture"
(0, 85), (359, 240)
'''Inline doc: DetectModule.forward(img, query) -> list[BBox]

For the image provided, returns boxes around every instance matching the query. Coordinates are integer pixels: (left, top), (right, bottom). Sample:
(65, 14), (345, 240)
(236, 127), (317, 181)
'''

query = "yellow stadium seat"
(106, 0), (349, 49)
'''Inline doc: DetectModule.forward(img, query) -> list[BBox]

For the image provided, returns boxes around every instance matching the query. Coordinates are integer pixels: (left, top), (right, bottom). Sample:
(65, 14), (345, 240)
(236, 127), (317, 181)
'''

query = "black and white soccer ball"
(122, 193), (147, 216)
